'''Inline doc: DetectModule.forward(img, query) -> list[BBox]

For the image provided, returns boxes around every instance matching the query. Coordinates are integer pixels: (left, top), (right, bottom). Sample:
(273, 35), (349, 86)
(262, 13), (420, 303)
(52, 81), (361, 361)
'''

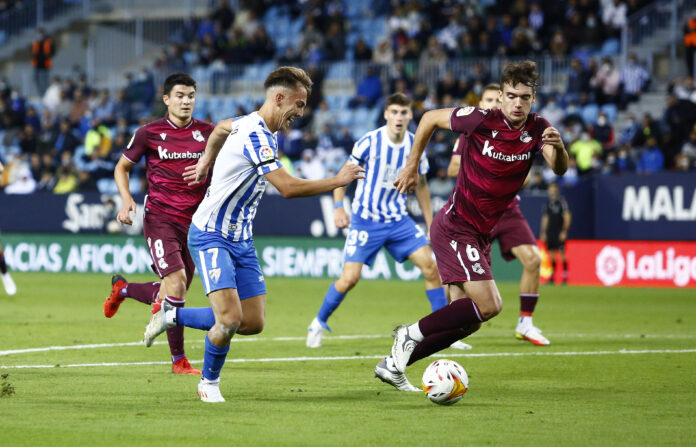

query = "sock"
(417, 298), (484, 338)
(407, 324), (481, 366)
(125, 282), (161, 304)
(172, 354), (186, 364)
(562, 260), (568, 281)
(177, 307), (216, 330)
(0, 254), (7, 274)
(317, 283), (347, 324)
(520, 293), (539, 317)
(203, 335), (229, 381)
(165, 296), (186, 358)
(425, 287), (448, 311)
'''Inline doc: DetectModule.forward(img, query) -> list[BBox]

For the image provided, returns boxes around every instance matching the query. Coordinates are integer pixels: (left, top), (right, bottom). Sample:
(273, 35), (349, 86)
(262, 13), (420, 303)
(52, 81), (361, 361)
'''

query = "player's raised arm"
(265, 162), (364, 199)
(541, 126), (568, 175)
(184, 117), (235, 185)
(114, 156), (137, 225)
(394, 108), (454, 193)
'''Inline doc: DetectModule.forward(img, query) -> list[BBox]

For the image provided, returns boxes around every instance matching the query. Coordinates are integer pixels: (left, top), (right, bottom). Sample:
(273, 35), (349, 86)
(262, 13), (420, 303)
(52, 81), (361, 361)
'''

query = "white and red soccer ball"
(421, 359), (469, 405)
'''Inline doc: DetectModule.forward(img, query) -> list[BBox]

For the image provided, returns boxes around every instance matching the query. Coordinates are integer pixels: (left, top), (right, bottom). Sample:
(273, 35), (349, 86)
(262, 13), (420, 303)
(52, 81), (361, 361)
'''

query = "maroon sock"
(520, 293), (539, 315)
(418, 298), (484, 337)
(165, 296), (185, 358)
(125, 282), (161, 305)
(407, 322), (481, 366)
(0, 254), (7, 274)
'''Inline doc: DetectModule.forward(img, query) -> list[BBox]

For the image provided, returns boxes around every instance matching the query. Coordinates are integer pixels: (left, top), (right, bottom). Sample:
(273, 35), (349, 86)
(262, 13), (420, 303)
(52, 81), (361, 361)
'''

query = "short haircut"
(264, 66), (313, 96)
(500, 61), (539, 92)
(163, 72), (196, 96)
(385, 92), (412, 109)
(483, 83), (500, 94)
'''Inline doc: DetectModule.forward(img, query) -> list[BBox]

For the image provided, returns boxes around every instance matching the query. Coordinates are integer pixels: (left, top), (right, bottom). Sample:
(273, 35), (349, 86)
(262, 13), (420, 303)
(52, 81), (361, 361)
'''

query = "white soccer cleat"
(197, 378), (225, 403)
(515, 323), (550, 346)
(374, 357), (421, 392)
(143, 300), (175, 347)
(449, 340), (472, 350)
(1, 272), (16, 296)
(306, 317), (325, 348)
(391, 325), (417, 373)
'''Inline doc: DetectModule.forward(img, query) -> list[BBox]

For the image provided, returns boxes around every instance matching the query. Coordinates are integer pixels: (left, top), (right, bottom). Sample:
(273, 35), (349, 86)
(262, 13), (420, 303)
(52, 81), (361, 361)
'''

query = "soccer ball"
(421, 359), (469, 405)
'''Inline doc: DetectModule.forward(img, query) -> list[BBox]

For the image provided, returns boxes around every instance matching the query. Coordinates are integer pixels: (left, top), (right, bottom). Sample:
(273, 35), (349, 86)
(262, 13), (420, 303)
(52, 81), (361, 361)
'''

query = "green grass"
(0, 272), (695, 446)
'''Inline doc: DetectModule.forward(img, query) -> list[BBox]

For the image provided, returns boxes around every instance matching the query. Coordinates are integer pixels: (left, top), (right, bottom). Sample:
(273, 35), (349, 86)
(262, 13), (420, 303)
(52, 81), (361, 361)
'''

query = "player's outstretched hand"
(335, 163), (365, 187)
(117, 198), (137, 226)
(542, 127), (563, 149)
(183, 158), (210, 186)
(334, 206), (350, 228)
(394, 167), (418, 194)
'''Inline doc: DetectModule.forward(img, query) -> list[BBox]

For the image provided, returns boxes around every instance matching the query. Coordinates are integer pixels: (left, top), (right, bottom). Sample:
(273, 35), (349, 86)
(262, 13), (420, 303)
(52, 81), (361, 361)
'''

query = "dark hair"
(163, 72), (196, 96)
(500, 61), (539, 92)
(483, 83), (500, 93)
(385, 92), (412, 109)
(264, 66), (313, 96)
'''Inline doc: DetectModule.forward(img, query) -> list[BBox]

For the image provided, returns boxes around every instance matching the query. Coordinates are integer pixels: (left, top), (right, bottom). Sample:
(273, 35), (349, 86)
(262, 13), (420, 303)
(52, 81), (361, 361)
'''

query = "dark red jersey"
(122, 116), (214, 224)
(446, 106), (549, 234)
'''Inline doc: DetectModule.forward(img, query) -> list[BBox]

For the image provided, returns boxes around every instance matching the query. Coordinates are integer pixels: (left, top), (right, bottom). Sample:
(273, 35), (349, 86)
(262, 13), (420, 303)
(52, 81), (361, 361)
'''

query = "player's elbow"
(275, 183), (297, 198)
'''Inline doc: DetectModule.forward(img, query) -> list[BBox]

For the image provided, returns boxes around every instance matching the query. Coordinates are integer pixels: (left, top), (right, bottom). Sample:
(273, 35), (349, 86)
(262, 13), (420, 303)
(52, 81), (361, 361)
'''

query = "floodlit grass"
(0, 272), (694, 446)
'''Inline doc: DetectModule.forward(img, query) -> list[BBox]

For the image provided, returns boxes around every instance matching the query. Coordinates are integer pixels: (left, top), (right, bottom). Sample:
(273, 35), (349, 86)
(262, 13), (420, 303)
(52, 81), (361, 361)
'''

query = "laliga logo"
(595, 246), (625, 286)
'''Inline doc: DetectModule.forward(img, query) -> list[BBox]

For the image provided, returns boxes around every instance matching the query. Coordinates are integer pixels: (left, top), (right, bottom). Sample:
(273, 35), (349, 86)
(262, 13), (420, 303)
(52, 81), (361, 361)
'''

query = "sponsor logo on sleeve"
(259, 146), (274, 161)
(456, 106), (475, 117)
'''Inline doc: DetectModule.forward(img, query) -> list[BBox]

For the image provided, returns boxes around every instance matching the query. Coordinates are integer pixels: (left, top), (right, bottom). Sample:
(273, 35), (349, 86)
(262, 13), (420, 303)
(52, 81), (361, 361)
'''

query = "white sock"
(386, 356), (396, 370)
(165, 307), (177, 326)
(407, 323), (424, 342)
(518, 316), (532, 327)
(200, 377), (219, 385)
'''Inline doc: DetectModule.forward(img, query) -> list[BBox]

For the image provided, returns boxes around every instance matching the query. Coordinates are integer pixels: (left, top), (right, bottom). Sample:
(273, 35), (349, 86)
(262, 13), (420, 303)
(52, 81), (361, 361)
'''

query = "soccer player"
(540, 182), (572, 285)
(142, 66), (364, 403)
(0, 161), (17, 296)
(107, 72), (214, 375)
(447, 84), (548, 346)
(305, 93), (471, 360)
(377, 61), (568, 390)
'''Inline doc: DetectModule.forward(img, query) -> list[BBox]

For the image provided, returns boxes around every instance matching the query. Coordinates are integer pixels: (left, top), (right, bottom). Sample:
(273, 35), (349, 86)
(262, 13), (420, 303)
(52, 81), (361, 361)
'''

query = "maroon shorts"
(142, 211), (195, 289)
(430, 208), (493, 284)
(489, 203), (537, 261)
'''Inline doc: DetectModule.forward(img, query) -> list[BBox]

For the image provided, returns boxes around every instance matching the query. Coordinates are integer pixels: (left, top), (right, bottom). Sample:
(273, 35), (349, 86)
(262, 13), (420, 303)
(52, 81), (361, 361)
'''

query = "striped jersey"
(349, 126), (428, 222)
(191, 112), (283, 240)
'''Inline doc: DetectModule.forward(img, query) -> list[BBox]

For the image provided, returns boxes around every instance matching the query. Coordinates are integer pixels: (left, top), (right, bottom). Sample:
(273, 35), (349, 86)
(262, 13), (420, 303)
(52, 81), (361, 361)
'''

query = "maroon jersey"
(123, 116), (214, 224)
(446, 106), (549, 234)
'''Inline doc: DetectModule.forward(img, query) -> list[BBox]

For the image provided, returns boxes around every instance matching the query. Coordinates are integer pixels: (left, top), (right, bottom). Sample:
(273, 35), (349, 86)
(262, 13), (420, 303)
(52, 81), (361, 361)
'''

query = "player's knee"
(339, 272), (360, 291)
(524, 252), (541, 272)
(240, 316), (264, 335)
(420, 258), (439, 280)
(477, 298), (503, 320)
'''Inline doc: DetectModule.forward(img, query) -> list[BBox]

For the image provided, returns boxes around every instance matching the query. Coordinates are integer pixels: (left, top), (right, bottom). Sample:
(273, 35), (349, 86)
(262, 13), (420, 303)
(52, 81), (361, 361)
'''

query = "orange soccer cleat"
(172, 357), (202, 375)
(103, 275), (128, 318)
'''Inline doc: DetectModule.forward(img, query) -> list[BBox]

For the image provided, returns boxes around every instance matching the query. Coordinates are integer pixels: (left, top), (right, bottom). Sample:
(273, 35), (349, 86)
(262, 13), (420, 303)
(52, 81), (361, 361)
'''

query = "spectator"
(539, 96), (565, 127)
(348, 66), (382, 109)
(353, 38), (372, 61)
(602, 0), (627, 38)
(323, 22), (346, 61)
(549, 29), (568, 56)
(372, 39), (394, 64)
(636, 137), (664, 173)
(632, 113), (661, 148)
(619, 114), (639, 146)
(675, 152), (693, 171)
(614, 145), (636, 173)
(526, 171), (548, 193)
(5, 164), (37, 194)
(250, 26), (275, 62)
(311, 100), (333, 135)
(53, 165), (79, 194)
(419, 36), (448, 64)
(680, 129), (696, 165)
(592, 112), (616, 152)
(31, 28), (55, 95)
(684, 11), (696, 76)
(570, 131), (602, 175)
(567, 59), (591, 101)
(590, 58), (620, 105)
(42, 76), (62, 112)
(68, 89), (88, 127)
(52, 120), (80, 157)
(19, 125), (39, 155)
(296, 149), (326, 180)
(620, 54), (650, 108)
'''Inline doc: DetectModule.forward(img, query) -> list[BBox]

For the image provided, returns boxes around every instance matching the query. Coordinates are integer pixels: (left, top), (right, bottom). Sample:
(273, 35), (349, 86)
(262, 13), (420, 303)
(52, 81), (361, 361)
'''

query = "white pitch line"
(2, 332), (695, 357)
(2, 349), (696, 370)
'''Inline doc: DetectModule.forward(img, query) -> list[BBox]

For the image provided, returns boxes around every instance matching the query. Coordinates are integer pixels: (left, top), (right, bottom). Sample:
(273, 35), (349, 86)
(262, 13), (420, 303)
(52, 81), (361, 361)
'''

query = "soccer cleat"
(306, 317), (328, 348)
(515, 324), (550, 346)
(391, 325), (418, 373)
(143, 300), (175, 347)
(1, 272), (16, 296)
(449, 340), (473, 350)
(374, 357), (421, 392)
(197, 378), (225, 403)
(103, 274), (127, 318)
(172, 357), (201, 375)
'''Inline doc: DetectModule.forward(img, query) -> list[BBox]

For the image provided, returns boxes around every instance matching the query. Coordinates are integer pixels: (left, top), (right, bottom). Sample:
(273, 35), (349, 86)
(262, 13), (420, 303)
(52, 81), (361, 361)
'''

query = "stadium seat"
(599, 38), (620, 56)
(600, 103), (618, 123)
(581, 103), (599, 125)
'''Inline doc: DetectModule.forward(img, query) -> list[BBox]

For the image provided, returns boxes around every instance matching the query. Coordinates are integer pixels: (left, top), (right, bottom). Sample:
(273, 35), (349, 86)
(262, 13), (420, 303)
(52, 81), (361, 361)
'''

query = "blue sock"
(177, 307), (215, 330)
(317, 283), (346, 325)
(203, 335), (229, 381)
(426, 287), (448, 311)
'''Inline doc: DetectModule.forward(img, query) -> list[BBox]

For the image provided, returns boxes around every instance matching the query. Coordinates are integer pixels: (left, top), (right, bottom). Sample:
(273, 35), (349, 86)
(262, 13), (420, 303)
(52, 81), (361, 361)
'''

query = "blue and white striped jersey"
(349, 126), (429, 222)
(191, 112), (283, 241)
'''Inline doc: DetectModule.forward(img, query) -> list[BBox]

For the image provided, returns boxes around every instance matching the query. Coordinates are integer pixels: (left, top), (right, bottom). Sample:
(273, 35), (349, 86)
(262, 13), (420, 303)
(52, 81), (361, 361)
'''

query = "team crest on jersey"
(209, 268), (221, 283)
(456, 106), (475, 117)
(259, 146), (273, 161)
(160, 132), (167, 141)
(472, 262), (484, 275)
(192, 130), (205, 142)
(520, 131), (532, 143)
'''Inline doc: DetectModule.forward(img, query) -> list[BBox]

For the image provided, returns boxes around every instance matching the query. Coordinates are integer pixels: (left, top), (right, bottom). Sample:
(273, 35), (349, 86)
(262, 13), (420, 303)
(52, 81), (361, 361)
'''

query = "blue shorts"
(344, 214), (429, 266)
(188, 225), (266, 299)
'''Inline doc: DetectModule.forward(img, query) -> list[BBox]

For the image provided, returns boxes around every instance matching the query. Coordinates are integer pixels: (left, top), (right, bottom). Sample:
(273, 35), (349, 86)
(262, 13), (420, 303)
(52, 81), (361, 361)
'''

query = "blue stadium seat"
(326, 61), (353, 80)
(599, 38), (620, 56)
(581, 103), (599, 125)
(600, 103), (618, 123)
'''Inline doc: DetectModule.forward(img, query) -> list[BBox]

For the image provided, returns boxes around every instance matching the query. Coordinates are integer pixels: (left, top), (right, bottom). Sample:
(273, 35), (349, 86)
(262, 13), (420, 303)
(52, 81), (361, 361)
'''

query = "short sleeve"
(450, 106), (486, 135)
(349, 134), (371, 165)
(122, 126), (147, 164)
(245, 129), (283, 175)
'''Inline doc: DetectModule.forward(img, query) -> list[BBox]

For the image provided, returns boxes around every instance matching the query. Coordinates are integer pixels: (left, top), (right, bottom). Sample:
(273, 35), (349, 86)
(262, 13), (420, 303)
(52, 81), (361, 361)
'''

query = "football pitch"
(0, 272), (694, 447)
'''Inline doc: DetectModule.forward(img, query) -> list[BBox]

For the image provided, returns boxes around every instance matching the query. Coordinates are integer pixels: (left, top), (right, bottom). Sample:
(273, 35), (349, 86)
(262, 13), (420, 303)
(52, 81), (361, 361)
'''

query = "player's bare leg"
(307, 262), (362, 348)
(511, 244), (549, 346)
(409, 247), (471, 350)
